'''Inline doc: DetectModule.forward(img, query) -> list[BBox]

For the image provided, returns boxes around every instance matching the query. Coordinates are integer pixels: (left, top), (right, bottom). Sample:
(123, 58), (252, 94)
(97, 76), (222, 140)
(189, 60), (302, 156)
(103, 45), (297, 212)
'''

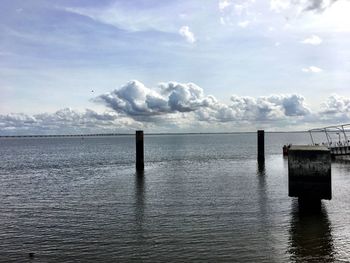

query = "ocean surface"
(0, 133), (349, 262)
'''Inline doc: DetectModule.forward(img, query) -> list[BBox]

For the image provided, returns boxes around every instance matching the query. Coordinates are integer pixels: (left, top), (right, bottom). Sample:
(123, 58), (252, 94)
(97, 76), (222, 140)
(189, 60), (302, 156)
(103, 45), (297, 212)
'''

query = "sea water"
(0, 133), (349, 262)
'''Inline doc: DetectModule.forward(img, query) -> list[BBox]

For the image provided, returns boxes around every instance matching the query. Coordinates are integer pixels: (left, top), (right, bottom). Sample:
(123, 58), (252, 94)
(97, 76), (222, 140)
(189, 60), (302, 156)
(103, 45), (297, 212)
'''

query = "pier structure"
(288, 145), (331, 200)
(309, 124), (350, 157)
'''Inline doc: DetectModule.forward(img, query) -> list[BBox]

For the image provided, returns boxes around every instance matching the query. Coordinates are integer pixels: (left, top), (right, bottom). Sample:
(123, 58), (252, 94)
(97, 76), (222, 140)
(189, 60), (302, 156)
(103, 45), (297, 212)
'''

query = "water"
(0, 133), (349, 262)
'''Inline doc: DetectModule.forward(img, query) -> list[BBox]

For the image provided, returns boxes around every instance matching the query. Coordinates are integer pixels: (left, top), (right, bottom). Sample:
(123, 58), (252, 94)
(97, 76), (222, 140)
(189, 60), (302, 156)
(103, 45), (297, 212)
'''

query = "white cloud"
(269, 94), (311, 116)
(237, 20), (250, 28)
(95, 80), (214, 119)
(302, 66), (323, 73)
(0, 108), (143, 135)
(321, 94), (350, 114)
(196, 94), (310, 122)
(219, 0), (232, 11)
(95, 80), (312, 124)
(301, 35), (323, 45)
(179, 26), (196, 43)
(160, 82), (216, 112)
(318, 94), (350, 122)
(220, 17), (226, 25)
(3, 79), (350, 133)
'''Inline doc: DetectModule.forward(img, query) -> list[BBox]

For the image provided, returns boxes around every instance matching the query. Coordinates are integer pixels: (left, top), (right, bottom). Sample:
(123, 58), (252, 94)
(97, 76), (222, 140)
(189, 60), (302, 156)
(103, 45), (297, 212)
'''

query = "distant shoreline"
(0, 131), (312, 138)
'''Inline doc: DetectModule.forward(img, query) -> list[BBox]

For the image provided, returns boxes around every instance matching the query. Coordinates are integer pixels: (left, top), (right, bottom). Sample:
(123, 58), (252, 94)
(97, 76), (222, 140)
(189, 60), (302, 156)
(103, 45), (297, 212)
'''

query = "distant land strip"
(0, 131), (314, 138)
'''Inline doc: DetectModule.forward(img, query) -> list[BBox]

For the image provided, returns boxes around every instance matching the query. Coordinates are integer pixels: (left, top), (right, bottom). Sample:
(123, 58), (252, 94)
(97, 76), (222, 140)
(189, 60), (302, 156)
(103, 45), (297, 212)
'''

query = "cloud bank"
(1, 80), (350, 135)
(0, 108), (142, 135)
(95, 80), (312, 123)
(195, 94), (310, 123)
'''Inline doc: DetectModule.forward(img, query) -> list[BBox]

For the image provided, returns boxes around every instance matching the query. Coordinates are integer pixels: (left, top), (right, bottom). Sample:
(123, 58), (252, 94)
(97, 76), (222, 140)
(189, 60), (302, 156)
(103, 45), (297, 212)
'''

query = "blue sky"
(1, 0), (350, 134)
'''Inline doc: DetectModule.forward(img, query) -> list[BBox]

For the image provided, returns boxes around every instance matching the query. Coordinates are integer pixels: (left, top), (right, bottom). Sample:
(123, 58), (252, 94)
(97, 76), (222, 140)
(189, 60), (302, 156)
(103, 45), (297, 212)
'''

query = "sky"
(1, 0), (350, 134)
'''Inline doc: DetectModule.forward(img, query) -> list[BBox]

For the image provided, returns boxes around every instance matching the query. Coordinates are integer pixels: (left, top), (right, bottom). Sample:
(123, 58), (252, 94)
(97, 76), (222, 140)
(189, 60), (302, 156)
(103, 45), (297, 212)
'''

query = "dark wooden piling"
(136, 130), (144, 172)
(257, 130), (265, 162)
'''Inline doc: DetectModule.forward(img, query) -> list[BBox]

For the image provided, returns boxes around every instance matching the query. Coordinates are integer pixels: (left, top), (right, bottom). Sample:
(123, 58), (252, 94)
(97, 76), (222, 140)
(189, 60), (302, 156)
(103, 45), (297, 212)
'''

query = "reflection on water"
(257, 161), (266, 176)
(135, 172), (145, 229)
(256, 161), (267, 212)
(288, 200), (334, 262)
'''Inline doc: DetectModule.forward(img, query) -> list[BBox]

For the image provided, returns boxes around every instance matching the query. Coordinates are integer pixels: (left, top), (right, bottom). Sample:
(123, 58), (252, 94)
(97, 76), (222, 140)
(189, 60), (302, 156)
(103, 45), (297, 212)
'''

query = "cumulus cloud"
(179, 26), (196, 43)
(96, 80), (166, 117)
(160, 82), (217, 112)
(302, 66), (323, 73)
(316, 94), (350, 122)
(0, 108), (142, 135)
(269, 94), (311, 116)
(301, 35), (323, 45)
(196, 94), (310, 122)
(321, 94), (350, 114)
(95, 80), (216, 120)
(95, 80), (312, 125)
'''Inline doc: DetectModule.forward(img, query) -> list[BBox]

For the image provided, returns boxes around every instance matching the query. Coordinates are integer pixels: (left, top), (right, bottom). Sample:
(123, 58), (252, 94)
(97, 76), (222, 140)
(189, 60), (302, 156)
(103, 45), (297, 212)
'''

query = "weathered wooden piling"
(257, 130), (265, 162)
(288, 145), (331, 200)
(136, 130), (144, 172)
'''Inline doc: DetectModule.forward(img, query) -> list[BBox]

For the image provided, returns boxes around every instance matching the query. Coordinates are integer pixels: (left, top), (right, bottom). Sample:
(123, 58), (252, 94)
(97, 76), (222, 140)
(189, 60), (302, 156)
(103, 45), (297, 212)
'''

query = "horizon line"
(0, 131), (313, 138)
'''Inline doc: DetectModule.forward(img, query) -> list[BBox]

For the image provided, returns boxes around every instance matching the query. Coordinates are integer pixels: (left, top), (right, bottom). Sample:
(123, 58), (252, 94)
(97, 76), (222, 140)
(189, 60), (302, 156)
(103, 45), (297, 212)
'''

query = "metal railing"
(308, 124), (350, 155)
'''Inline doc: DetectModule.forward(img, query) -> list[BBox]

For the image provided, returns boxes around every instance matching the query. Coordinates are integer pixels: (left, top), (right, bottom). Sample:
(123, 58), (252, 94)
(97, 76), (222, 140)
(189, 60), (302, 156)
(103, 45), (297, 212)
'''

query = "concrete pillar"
(136, 130), (144, 172)
(288, 145), (331, 200)
(257, 130), (265, 162)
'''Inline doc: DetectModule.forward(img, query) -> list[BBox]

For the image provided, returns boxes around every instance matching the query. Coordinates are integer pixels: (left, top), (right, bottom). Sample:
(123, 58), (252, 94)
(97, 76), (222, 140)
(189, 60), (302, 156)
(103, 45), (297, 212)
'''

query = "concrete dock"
(288, 145), (331, 200)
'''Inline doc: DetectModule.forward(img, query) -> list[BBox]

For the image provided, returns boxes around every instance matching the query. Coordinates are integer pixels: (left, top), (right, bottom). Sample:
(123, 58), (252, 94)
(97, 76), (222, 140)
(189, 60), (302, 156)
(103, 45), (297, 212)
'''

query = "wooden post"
(136, 130), (144, 172)
(257, 130), (265, 162)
